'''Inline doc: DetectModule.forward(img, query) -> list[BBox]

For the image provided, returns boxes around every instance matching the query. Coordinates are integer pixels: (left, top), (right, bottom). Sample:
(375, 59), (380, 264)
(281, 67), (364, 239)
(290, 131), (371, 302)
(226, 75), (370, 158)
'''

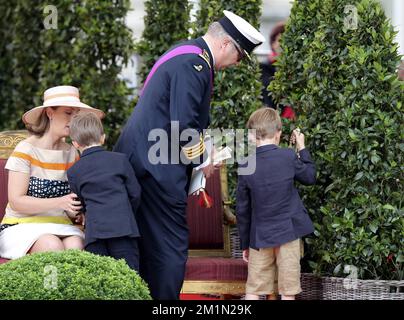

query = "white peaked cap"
(219, 10), (265, 59)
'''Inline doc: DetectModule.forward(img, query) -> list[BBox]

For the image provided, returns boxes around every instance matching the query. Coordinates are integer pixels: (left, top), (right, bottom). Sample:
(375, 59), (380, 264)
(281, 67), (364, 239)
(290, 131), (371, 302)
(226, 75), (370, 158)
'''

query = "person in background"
(398, 60), (404, 81)
(260, 21), (296, 120)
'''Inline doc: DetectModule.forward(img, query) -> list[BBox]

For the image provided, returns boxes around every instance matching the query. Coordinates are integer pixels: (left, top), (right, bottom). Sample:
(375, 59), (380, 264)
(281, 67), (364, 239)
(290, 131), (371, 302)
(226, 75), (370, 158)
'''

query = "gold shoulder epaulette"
(198, 49), (211, 69)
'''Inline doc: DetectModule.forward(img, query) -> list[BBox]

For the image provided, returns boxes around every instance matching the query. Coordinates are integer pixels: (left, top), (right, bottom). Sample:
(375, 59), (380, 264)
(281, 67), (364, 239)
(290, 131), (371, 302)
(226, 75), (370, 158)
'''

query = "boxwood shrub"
(0, 250), (151, 300)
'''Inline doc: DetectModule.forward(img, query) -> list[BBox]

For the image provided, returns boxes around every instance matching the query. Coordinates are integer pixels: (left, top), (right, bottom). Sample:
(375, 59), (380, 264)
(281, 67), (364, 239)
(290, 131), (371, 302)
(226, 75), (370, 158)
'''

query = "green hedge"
(270, 0), (403, 280)
(0, 0), (134, 148)
(0, 250), (151, 300)
(136, 0), (192, 83)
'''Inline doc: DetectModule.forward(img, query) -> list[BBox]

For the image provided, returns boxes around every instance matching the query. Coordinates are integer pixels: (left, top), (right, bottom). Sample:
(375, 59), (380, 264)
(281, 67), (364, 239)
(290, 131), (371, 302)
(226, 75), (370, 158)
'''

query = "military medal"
(193, 64), (203, 71)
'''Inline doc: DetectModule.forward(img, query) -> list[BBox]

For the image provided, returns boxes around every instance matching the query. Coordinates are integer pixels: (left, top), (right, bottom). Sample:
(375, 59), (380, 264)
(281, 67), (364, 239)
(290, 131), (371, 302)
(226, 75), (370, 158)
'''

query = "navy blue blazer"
(67, 146), (141, 246)
(113, 37), (214, 203)
(236, 145), (316, 250)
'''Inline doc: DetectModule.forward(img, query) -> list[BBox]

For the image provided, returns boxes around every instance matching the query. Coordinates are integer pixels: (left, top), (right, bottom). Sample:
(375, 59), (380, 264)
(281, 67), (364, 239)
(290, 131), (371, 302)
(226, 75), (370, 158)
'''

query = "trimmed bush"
(0, 250), (151, 300)
(136, 0), (192, 84)
(270, 0), (403, 280)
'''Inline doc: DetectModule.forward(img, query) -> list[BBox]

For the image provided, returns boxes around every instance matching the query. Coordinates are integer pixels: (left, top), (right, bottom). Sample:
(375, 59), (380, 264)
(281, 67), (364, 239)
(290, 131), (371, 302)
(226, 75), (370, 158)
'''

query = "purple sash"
(140, 45), (213, 96)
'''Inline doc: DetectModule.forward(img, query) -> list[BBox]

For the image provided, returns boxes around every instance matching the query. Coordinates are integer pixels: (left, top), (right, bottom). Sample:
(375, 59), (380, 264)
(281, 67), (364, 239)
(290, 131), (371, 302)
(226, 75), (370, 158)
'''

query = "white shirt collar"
(202, 36), (215, 67)
(256, 141), (277, 147)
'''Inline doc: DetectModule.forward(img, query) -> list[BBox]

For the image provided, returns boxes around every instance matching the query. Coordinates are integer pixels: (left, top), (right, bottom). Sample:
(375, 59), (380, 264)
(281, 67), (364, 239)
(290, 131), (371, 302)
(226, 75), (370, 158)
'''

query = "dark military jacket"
(114, 37), (214, 202)
(67, 146), (141, 246)
(236, 145), (316, 250)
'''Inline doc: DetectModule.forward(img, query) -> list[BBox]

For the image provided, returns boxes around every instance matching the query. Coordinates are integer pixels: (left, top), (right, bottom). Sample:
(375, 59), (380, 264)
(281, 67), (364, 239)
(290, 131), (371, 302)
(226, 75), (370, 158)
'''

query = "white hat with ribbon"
(22, 85), (105, 125)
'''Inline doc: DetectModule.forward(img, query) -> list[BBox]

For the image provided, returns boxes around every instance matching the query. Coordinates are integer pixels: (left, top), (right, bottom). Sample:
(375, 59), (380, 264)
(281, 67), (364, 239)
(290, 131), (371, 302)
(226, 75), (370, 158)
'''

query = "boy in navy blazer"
(67, 113), (141, 271)
(236, 108), (316, 300)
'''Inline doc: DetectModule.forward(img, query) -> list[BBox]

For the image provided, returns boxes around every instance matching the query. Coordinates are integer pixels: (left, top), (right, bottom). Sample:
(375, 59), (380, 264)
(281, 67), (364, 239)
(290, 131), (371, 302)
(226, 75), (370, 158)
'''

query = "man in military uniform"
(114, 10), (265, 300)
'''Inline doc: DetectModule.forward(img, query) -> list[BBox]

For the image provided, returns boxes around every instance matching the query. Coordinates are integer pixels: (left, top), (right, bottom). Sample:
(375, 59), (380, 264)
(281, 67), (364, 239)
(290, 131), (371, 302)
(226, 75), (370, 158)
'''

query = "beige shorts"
(246, 238), (303, 296)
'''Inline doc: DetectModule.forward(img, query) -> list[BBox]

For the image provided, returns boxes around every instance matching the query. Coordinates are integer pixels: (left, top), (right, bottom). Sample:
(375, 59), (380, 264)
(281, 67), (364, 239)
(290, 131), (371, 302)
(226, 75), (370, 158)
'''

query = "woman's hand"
(8, 171), (84, 215)
(59, 193), (82, 218)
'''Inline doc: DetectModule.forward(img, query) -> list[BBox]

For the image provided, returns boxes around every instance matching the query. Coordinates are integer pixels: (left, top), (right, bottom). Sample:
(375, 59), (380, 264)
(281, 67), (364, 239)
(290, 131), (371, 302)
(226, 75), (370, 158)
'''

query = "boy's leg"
(245, 247), (277, 299)
(267, 267), (279, 300)
(106, 236), (140, 272)
(85, 239), (108, 256)
(275, 238), (302, 300)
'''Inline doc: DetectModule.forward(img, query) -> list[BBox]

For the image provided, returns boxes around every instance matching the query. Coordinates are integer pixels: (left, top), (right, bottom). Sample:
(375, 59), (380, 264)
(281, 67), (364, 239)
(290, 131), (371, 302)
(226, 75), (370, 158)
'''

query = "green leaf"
(382, 204), (395, 211)
(369, 223), (378, 233)
(370, 154), (380, 164)
(348, 129), (358, 141)
(354, 172), (364, 181)
(323, 253), (331, 263)
(333, 263), (342, 275)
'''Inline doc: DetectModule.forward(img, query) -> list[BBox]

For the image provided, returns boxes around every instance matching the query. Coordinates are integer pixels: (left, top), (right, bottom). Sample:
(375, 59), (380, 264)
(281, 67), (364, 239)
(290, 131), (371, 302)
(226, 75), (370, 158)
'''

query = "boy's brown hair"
(69, 112), (104, 147)
(247, 107), (282, 140)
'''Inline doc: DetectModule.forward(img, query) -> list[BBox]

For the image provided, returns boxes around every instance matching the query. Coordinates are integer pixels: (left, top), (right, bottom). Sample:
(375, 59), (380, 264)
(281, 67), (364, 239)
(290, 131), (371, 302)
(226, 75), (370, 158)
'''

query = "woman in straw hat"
(0, 85), (104, 259)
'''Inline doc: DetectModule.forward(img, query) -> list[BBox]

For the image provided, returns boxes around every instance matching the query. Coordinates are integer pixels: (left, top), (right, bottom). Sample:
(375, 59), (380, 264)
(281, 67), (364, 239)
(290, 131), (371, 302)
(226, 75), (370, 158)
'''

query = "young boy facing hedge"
(236, 107), (316, 300)
(67, 112), (141, 271)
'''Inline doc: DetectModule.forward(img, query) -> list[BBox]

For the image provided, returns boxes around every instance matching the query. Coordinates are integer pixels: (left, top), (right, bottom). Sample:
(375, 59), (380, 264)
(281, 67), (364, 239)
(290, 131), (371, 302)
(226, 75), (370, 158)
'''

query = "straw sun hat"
(22, 85), (105, 125)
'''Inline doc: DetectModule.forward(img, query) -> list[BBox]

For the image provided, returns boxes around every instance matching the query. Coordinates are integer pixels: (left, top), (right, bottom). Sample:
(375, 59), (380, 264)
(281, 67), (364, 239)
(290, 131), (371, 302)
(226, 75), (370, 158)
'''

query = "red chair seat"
(185, 257), (247, 282)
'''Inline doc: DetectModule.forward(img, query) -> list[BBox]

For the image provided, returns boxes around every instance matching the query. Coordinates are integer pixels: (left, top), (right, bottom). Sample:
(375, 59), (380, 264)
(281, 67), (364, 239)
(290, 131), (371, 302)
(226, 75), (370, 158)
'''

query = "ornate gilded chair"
(182, 166), (247, 297)
(0, 130), (29, 217)
(0, 130), (29, 263)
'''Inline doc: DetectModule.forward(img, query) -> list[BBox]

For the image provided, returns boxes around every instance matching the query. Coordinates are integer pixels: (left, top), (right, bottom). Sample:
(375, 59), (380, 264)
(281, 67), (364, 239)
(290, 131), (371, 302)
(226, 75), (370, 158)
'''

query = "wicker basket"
(296, 273), (323, 300)
(229, 228), (404, 300)
(321, 276), (404, 300)
(230, 227), (243, 259)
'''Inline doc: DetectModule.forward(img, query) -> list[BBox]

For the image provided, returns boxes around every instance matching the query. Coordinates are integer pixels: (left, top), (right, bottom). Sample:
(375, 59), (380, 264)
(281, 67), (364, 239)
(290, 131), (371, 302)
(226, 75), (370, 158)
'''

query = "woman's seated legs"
(62, 235), (84, 250)
(28, 234), (65, 254)
(28, 234), (84, 254)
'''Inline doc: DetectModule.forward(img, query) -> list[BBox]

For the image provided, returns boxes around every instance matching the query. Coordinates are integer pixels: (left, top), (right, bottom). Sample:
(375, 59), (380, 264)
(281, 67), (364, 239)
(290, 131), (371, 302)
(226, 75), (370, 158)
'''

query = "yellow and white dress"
(0, 140), (84, 259)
